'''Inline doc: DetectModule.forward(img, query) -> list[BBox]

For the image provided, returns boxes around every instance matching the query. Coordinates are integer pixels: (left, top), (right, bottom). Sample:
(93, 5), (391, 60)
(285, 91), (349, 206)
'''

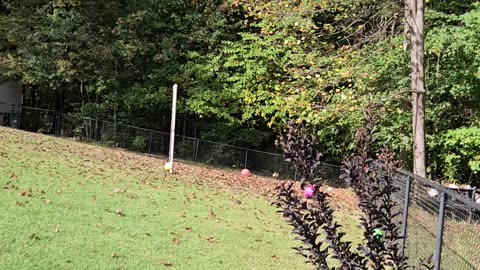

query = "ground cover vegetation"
(1, 1), (479, 183)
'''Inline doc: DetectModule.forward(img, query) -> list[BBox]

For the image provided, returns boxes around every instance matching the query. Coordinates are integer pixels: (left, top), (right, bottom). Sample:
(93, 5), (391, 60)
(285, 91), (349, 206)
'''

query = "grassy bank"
(0, 127), (360, 269)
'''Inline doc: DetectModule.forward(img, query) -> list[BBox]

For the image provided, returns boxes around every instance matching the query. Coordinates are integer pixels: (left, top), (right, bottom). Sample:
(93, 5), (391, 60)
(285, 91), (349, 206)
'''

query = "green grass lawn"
(0, 127), (361, 270)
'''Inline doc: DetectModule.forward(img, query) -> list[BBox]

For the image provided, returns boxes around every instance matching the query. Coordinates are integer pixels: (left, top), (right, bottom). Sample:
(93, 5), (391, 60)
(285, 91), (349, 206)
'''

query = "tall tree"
(408, 0), (426, 178)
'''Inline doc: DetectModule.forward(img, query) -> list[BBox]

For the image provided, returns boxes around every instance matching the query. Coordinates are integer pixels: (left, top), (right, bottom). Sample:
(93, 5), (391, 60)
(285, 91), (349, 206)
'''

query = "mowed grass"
(0, 127), (361, 270)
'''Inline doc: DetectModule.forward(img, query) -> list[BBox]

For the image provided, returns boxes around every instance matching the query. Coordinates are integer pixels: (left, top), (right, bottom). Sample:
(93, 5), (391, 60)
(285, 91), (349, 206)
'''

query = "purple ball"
(303, 185), (315, 198)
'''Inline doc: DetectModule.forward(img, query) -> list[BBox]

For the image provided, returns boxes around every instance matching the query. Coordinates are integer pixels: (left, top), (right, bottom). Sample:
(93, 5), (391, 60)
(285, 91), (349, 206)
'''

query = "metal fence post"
(90, 119), (93, 140)
(148, 131), (153, 156)
(9, 105), (13, 127)
(244, 149), (248, 168)
(194, 139), (199, 163)
(434, 192), (446, 270)
(124, 128), (128, 148)
(56, 111), (61, 136)
(400, 176), (412, 257)
(191, 138), (196, 160)
(17, 106), (22, 129)
(100, 121), (104, 141)
(60, 113), (64, 136)
(94, 118), (99, 141)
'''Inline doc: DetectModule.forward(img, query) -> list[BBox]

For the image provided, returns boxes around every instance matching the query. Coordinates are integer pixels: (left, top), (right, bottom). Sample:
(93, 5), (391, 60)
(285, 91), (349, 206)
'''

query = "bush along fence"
(12, 107), (343, 184)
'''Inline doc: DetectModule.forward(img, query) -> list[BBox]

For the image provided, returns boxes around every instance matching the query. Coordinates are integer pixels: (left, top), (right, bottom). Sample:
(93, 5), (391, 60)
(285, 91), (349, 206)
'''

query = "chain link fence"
(392, 169), (480, 269)
(0, 104), (21, 127)
(14, 107), (343, 185)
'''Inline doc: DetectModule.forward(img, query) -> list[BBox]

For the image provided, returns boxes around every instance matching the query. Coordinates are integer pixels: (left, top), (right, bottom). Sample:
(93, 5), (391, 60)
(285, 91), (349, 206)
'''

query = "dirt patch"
(74, 142), (359, 210)
(318, 186), (359, 212)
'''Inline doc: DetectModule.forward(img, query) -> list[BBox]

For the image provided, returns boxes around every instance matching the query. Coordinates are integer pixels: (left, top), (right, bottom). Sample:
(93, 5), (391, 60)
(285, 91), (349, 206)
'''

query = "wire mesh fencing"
(441, 190), (480, 269)
(392, 169), (480, 270)
(1, 105), (21, 127)
(17, 107), (56, 133)
(403, 176), (441, 268)
(16, 107), (342, 184)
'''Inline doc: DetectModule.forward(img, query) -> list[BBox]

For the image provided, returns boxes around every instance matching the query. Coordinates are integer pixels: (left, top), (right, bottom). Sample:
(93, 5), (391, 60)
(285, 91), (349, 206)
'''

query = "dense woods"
(1, 0), (479, 185)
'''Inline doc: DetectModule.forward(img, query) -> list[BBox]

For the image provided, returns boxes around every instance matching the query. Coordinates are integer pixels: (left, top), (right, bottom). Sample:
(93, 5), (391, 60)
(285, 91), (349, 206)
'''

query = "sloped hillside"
(0, 127), (360, 270)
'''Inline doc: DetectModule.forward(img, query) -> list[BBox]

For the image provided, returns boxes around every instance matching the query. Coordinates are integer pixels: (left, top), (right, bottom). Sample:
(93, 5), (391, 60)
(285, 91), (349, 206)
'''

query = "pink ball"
(303, 185), (315, 198)
(240, 169), (251, 178)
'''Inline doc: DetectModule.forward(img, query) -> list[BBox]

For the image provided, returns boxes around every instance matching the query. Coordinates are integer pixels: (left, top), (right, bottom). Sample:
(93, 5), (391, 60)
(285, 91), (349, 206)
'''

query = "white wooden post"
(168, 84), (178, 174)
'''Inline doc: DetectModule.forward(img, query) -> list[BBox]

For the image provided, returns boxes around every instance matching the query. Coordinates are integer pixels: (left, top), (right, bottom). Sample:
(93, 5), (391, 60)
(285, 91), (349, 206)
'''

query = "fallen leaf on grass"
(208, 209), (216, 220)
(2, 183), (10, 189)
(127, 194), (139, 199)
(206, 237), (216, 243)
(172, 237), (180, 245)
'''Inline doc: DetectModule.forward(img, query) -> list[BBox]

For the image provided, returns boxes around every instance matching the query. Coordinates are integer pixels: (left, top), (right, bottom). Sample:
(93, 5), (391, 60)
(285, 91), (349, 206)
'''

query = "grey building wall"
(0, 81), (22, 113)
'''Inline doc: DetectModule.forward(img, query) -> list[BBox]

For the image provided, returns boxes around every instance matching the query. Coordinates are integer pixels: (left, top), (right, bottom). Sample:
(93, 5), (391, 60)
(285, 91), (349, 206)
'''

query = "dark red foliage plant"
(274, 105), (434, 270)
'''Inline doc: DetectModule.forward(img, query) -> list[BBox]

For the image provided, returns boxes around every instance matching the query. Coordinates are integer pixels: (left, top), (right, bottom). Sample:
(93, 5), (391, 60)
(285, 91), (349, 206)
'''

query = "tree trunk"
(409, 0), (426, 178)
